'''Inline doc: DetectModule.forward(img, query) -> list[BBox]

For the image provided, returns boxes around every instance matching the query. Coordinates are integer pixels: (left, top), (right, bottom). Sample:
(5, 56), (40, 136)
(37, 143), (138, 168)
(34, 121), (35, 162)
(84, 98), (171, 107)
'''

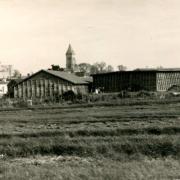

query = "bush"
(0, 99), (12, 108)
(13, 99), (28, 108)
(62, 91), (76, 101)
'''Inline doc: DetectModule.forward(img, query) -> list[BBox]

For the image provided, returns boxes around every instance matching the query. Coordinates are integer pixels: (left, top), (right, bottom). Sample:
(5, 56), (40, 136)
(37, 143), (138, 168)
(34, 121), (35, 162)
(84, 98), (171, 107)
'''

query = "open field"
(0, 100), (180, 179)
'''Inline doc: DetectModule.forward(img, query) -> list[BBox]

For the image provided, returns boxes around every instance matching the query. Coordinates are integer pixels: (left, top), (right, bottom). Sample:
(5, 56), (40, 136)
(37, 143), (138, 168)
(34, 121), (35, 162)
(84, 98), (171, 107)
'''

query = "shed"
(14, 69), (90, 99)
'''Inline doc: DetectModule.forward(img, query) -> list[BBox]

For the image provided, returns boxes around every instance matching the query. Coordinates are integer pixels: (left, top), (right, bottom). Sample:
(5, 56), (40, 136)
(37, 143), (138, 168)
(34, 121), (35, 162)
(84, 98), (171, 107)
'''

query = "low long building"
(92, 69), (180, 92)
(14, 69), (90, 99)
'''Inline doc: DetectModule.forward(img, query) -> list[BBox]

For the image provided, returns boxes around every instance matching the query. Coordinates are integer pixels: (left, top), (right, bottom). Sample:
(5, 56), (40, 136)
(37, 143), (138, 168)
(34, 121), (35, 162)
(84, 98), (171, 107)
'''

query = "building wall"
(93, 71), (180, 92)
(14, 71), (89, 99)
(130, 71), (156, 91)
(93, 71), (157, 92)
(93, 72), (130, 92)
(156, 72), (180, 91)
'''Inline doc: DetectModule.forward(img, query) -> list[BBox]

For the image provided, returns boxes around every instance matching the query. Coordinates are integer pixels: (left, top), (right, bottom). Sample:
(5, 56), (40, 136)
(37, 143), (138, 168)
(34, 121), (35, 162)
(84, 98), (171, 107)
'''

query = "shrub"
(62, 90), (76, 101)
(12, 99), (28, 108)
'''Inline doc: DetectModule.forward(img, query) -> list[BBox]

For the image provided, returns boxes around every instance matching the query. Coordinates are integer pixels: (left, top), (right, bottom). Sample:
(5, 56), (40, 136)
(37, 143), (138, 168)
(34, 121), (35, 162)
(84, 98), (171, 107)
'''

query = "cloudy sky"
(0, 0), (180, 74)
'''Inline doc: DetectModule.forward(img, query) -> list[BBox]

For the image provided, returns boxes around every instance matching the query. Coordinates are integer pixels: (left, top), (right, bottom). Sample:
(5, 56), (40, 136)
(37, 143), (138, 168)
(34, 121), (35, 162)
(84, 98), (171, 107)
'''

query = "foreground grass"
(0, 156), (180, 180)
(0, 134), (180, 159)
(0, 101), (180, 179)
(0, 103), (179, 159)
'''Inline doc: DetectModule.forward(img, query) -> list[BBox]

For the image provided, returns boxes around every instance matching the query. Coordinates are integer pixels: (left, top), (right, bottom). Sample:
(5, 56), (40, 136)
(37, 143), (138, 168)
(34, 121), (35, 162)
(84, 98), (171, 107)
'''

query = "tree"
(117, 65), (127, 71)
(76, 61), (115, 75)
(51, 64), (61, 71)
(96, 61), (106, 72)
(90, 62), (115, 74)
(78, 63), (91, 74)
(106, 65), (114, 72)
(90, 65), (99, 74)
(13, 69), (21, 78)
(91, 61), (107, 74)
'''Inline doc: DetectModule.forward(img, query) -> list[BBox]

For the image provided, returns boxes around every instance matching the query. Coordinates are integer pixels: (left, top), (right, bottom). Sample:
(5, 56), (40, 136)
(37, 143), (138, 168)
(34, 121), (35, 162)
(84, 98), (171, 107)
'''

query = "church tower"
(66, 44), (76, 72)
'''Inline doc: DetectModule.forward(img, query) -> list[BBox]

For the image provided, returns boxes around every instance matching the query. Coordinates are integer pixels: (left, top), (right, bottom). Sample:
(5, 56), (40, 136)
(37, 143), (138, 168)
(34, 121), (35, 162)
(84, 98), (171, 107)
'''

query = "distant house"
(14, 69), (90, 99)
(92, 69), (180, 92)
(0, 80), (8, 97)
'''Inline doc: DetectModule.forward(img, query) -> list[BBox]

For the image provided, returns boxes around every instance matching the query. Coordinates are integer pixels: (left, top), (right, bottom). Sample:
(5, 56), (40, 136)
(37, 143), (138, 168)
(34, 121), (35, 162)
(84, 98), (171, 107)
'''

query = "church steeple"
(66, 44), (76, 72)
(66, 44), (75, 55)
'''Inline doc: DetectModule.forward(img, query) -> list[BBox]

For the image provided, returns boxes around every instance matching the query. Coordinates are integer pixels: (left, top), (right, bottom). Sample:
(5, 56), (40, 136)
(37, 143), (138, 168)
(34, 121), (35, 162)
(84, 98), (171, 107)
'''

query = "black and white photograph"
(0, 0), (180, 179)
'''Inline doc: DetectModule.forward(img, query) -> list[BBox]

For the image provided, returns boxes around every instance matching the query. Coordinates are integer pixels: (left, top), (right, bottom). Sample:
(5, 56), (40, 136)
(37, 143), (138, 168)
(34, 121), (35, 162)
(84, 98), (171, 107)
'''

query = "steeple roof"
(66, 44), (75, 55)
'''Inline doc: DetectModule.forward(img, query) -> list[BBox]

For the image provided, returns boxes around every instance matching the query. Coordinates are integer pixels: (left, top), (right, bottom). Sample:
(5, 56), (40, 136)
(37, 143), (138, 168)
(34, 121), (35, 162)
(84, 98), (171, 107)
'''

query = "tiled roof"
(45, 70), (88, 84)
(81, 76), (93, 83)
(17, 69), (89, 85)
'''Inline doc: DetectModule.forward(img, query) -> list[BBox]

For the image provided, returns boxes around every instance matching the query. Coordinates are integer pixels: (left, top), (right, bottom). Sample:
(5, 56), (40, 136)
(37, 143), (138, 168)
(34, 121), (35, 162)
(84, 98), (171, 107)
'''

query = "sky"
(0, 0), (180, 75)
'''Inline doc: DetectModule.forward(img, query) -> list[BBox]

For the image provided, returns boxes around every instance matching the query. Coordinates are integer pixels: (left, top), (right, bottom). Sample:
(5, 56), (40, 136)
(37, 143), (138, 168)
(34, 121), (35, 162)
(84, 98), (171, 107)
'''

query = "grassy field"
(0, 99), (180, 179)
